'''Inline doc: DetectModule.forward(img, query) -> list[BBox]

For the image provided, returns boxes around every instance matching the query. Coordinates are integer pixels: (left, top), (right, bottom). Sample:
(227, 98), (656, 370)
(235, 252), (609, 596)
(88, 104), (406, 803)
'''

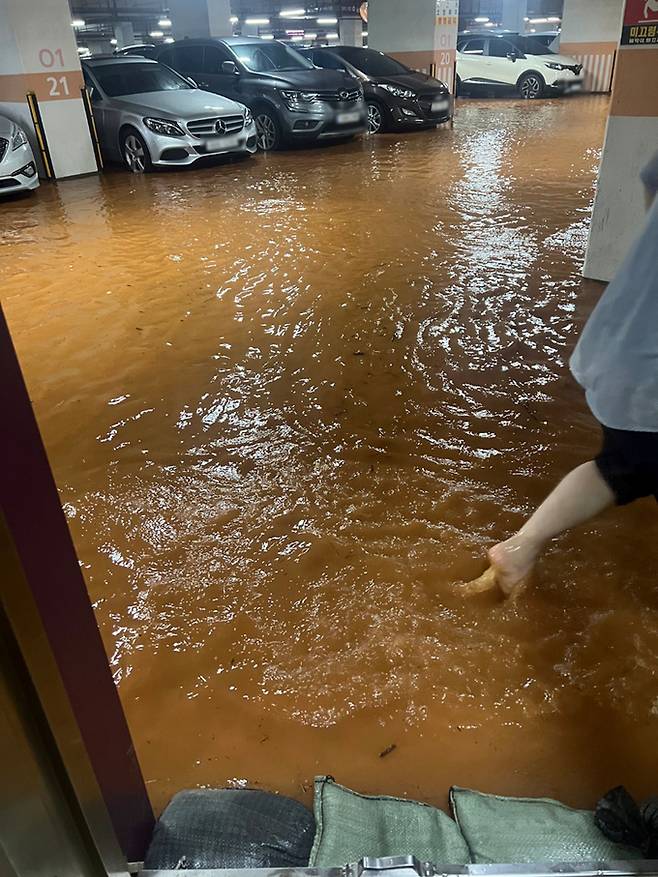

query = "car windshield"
(232, 41), (314, 72)
(506, 34), (556, 55)
(91, 62), (192, 96)
(334, 47), (409, 76)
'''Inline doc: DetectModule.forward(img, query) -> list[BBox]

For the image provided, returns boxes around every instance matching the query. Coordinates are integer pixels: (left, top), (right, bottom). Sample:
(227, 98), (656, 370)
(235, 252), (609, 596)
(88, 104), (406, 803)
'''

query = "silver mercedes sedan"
(82, 56), (258, 172)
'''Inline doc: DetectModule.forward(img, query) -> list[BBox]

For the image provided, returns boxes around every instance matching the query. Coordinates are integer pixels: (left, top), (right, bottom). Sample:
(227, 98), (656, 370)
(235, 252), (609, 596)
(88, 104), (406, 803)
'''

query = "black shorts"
(595, 424), (658, 506)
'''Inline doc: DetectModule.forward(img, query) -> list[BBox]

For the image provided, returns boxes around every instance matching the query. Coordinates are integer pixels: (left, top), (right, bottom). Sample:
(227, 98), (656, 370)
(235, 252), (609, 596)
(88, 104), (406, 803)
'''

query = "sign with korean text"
(621, 0), (658, 45)
(434, 0), (459, 88)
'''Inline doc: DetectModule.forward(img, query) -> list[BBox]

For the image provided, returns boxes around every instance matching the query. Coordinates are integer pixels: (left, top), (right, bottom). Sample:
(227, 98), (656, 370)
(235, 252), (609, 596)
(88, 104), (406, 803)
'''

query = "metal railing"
(139, 855), (658, 877)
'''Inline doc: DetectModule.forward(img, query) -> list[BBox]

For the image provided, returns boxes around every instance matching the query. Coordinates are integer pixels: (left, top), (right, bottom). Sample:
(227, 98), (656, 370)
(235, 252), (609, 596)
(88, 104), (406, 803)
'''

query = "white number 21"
(47, 75), (70, 97)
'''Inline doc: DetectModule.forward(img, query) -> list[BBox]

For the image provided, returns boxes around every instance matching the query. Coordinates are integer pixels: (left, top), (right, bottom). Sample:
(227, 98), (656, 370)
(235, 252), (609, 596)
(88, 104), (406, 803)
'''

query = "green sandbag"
(450, 787), (644, 864)
(310, 777), (471, 866)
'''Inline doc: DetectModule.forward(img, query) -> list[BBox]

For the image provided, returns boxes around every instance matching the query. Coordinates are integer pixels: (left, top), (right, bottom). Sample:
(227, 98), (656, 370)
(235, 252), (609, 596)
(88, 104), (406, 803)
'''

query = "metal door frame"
(138, 858), (658, 877)
(0, 304), (154, 870)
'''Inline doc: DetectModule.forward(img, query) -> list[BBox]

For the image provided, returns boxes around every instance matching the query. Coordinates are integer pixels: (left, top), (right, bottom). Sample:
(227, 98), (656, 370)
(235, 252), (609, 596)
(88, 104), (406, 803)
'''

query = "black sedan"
(300, 46), (451, 134)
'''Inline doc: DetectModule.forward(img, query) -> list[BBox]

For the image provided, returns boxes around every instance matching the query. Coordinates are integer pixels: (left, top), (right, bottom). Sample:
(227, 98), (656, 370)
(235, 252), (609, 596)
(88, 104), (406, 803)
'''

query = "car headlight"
(11, 126), (28, 150)
(544, 62), (567, 71)
(279, 89), (319, 108)
(143, 117), (185, 137)
(244, 108), (253, 125)
(379, 83), (416, 99)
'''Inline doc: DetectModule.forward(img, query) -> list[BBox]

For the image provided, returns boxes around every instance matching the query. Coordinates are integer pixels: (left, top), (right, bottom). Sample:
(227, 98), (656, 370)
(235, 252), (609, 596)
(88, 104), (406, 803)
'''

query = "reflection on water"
(3, 95), (658, 813)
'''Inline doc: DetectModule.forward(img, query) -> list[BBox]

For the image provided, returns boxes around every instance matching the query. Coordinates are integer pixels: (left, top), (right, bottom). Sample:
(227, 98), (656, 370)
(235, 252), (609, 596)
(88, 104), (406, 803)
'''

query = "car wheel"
(517, 72), (545, 100)
(254, 108), (281, 151)
(121, 129), (152, 173)
(366, 101), (385, 135)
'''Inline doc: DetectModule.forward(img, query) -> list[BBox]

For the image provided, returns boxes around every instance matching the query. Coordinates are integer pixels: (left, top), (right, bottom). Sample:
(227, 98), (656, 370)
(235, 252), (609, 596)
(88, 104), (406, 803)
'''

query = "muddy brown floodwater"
(3, 95), (658, 816)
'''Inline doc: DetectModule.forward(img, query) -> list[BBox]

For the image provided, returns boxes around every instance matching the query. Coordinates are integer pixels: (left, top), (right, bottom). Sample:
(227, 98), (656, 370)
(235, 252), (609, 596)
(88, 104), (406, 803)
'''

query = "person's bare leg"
(488, 461), (615, 594)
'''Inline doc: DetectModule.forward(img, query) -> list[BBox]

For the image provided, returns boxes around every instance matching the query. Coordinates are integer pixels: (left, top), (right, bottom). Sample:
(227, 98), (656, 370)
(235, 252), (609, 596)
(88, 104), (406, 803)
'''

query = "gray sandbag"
(310, 776), (471, 866)
(450, 786), (643, 864)
(144, 788), (316, 869)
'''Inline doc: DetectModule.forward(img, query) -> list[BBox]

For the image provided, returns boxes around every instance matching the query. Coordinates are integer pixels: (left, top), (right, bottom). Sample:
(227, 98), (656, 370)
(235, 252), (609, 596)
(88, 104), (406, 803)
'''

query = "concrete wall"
(561, 0), (625, 43)
(369, 0), (437, 54)
(369, 0), (459, 87)
(585, 115), (658, 280)
(560, 0), (624, 92)
(169, 0), (231, 40)
(584, 3), (658, 282)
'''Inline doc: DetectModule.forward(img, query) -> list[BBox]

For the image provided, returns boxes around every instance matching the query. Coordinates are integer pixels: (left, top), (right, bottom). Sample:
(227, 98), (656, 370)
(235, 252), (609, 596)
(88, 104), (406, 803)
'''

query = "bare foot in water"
(488, 534), (540, 596)
(458, 565), (498, 596)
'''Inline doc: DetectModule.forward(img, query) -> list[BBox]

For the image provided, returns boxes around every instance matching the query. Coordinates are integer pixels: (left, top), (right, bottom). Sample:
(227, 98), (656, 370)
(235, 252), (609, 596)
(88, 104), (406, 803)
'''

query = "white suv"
(457, 33), (584, 99)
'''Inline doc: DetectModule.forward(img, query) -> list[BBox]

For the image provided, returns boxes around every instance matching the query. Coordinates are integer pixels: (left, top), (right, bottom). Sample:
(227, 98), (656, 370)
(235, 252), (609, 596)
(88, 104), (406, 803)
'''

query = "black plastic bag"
(595, 786), (658, 858)
(144, 788), (316, 869)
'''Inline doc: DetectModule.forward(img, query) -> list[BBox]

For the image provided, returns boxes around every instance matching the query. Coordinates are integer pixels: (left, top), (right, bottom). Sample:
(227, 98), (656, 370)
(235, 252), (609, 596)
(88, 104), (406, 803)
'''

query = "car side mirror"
(507, 52), (518, 61)
(222, 60), (239, 75)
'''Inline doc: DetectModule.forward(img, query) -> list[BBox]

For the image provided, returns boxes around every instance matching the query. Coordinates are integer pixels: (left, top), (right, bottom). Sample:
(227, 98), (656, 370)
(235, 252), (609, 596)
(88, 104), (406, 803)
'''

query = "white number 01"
(47, 75), (70, 97)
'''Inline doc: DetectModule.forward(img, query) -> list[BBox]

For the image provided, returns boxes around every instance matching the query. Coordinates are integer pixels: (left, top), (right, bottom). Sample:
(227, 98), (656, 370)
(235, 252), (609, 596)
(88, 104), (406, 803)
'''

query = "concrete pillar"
(93, 39), (114, 55)
(369, 0), (459, 88)
(584, 0), (658, 282)
(170, 0), (209, 38)
(208, 0), (232, 38)
(501, 0), (528, 33)
(560, 0), (624, 92)
(170, 0), (232, 39)
(242, 20), (261, 37)
(0, 0), (98, 179)
(114, 21), (135, 49)
(339, 17), (363, 47)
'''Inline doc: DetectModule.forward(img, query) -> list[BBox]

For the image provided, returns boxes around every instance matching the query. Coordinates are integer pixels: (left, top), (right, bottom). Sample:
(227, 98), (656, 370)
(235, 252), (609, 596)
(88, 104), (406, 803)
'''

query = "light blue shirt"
(570, 151), (658, 432)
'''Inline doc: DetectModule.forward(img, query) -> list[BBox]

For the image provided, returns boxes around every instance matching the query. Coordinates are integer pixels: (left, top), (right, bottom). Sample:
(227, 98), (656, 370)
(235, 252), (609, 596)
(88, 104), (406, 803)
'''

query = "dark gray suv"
(156, 37), (367, 150)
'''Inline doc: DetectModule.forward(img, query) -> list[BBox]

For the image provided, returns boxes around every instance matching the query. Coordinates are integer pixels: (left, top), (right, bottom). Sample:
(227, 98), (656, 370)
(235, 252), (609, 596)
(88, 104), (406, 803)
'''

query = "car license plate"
(431, 99), (449, 112)
(336, 111), (360, 125)
(206, 135), (240, 151)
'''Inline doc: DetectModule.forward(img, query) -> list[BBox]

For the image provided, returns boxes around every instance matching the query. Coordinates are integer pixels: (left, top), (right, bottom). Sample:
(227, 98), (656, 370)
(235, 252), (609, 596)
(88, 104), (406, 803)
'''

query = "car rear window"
(93, 62), (192, 96)
(334, 47), (408, 76)
(488, 39), (516, 58)
(311, 50), (348, 71)
(458, 38), (485, 54)
(507, 34), (557, 55)
(231, 41), (314, 72)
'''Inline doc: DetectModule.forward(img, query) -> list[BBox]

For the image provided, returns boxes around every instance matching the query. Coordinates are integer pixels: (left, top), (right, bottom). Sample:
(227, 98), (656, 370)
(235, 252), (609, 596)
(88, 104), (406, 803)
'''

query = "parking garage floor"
(3, 94), (658, 815)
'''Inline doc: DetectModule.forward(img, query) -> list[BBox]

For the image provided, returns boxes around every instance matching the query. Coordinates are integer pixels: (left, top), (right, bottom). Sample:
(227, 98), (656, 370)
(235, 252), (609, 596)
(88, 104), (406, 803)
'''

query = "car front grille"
(0, 138), (8, 163)
(418, 94), (450, 115)
(186, 115), (245, 137)
(315, 88), (362, 104)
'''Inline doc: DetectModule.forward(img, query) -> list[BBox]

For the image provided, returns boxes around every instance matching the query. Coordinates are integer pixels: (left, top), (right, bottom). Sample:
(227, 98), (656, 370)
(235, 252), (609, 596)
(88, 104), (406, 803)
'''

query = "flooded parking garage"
(3, 94), (658, 817)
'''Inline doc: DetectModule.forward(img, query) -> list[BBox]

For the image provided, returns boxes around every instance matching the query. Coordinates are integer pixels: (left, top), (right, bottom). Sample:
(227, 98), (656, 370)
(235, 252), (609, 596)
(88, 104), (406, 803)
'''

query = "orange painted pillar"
(0, 0), (98, 178)
(584, 0), (658, 281)
(560, 0), (625, 92)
